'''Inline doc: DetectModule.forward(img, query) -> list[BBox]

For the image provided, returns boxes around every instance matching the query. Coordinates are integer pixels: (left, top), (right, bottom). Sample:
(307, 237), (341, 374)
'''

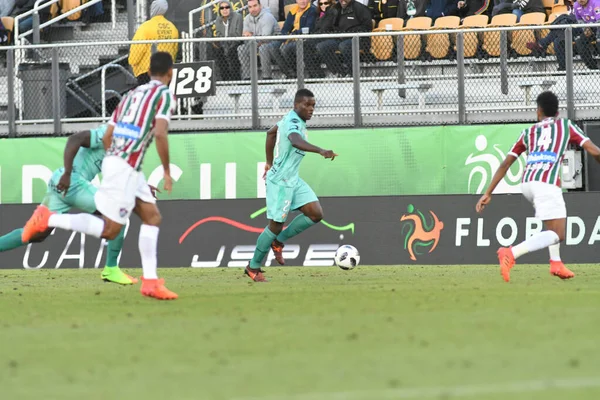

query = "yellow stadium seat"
(426, 16), (460, 59)
(378, 17), (404, 30)
(402, 16), (432, 60)
(512, 12), (546, 56)
(460, 14), (488, 58)
(482, 14), (517, 57)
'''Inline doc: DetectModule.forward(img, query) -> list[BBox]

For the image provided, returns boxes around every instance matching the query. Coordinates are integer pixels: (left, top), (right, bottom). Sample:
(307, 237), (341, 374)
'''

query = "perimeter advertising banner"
(1, 194), (599, 269)
(0, 124), (530, 204)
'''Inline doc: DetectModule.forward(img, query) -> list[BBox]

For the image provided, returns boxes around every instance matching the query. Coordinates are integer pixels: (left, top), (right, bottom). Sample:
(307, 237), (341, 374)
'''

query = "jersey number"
(537, 127), (553, 151)
(169, 62), (216, 98)
(121, 91), (145, 125)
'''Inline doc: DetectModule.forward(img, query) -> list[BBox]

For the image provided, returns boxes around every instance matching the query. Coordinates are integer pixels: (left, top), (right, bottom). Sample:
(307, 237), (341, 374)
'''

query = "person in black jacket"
(314, 0), (372, 76)
(304, 0), (334, 77)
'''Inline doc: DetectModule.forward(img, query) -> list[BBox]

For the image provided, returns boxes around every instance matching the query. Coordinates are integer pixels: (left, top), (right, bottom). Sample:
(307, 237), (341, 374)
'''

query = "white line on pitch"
(234, 377), (600, 400)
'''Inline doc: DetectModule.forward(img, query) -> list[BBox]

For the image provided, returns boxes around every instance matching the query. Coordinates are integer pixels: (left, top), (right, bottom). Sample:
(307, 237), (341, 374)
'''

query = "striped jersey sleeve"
(508, 129), (528, 158)
(567, 120), (589, 146)
(155, 89), (176, 122)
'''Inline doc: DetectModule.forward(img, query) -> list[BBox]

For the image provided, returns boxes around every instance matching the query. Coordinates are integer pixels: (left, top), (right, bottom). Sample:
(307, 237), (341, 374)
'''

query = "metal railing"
(188, 0), (222, 38)
(2, 22), (600, 136)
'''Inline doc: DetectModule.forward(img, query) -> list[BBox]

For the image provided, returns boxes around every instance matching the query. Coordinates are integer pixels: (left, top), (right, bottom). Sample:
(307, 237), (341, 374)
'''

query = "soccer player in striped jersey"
(476, 91), (600, 282)
(22, 52), (178, 300)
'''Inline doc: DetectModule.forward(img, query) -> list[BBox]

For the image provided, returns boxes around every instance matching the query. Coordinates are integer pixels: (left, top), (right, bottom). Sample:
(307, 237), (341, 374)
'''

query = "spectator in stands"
(527, 0), (599, 70)
(368, 0), (402, 25)
(304, 0), (334, 77)
(399, 0), (429, 18)
(129, 0), (179, 86)
(0, 0), (15, 17)
(238, 0), (280, 80)
(265, 0), (317, 78)
(491, 0), (544, 21)
(212, 0), (243, 81)
(457, 0), (490, 18)
(315, 0), (372, 77)
(261, 0), (280, 19)
(11, 0), (49, 34)
(426, 0), (459, 20)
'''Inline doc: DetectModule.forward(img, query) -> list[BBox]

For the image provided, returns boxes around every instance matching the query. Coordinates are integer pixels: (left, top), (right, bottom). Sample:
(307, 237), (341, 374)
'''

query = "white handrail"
(188, 0), (222, 37)
(101, 63), (136, 118)
(14, 0), (60, 44)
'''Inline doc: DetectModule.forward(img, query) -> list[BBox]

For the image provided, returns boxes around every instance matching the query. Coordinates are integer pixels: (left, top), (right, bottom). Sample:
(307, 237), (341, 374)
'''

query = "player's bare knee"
(102, 222), (122, 240)
(144, 210), (162, 227)
(308, 212), (322, 223)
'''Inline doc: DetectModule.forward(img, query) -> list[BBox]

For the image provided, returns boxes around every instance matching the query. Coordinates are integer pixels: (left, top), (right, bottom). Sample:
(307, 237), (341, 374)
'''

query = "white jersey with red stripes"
(107, 80), (176, 171)
(509, 117), (588, 187)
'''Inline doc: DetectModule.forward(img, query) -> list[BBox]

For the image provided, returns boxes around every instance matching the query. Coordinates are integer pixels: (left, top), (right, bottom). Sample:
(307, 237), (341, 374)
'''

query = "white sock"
(139, 224), (159, 280)
(48, 214), (104, 238)
(512, 231), (560, 260)
(549, 243), (561, 261)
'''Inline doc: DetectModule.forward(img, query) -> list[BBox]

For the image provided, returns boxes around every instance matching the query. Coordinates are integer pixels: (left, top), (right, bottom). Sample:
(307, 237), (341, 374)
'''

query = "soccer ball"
(334, 245), (360, 270)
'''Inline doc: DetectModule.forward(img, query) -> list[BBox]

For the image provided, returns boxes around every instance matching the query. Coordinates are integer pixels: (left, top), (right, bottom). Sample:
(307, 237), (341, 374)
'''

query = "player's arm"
(103, 123), (115, 150)
(582, 140), (600, 163)
(288, 133), (338, 160)
(476, 132), (526, 213)
(264, 125), (278, 178)
(154, 118), (172, 194)
(56, 130), (92, 194)
(568, 120), (600, 163)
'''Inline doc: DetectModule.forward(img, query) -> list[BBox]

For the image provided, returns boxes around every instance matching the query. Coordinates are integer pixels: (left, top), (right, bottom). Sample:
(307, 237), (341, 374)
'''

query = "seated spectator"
(314, 0), (372, 77)
(237, 0), (280, 79)
(0, 0), (15, 17)
(528, 0), (599, 70)
(304, 0), (334, 77)
(426, 0), (459, 21)
(401, 0), (429, 18)
(492, 0), (544, 21)
(129, 0), (179, 86)
(212, 0), (243, 81)
(11, 0), (50, 34)
(260, 0), (280, 20)
(457, 0), (491, 18)
(368, 0), (403, 26)
(265, 0), (317, 78)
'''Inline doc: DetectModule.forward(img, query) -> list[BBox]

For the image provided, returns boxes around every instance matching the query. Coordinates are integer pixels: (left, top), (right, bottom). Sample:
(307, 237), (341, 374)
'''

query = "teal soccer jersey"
(42, 125), (107, 214)
(267, 110), (307, 187)
(265, 111), (317, 222)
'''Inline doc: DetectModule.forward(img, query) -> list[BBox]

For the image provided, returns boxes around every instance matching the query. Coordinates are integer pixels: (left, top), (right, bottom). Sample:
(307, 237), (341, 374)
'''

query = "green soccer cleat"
(101, 266), (139, 285)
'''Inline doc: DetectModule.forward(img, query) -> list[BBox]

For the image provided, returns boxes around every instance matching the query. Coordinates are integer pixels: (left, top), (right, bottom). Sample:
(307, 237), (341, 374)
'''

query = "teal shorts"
(41, 168), (98, 214)
(266, 178), (318, 223)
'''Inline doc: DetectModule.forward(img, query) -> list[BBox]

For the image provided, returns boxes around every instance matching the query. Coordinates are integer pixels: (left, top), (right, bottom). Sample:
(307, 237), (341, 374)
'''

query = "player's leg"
(132, 176), (177, 300)
(245, 181), (291, 282)
(2, 173), (71, 252)
(68, 179), (135, 284)
(271, 179), (321, 265)
(497, 181), (571, 282)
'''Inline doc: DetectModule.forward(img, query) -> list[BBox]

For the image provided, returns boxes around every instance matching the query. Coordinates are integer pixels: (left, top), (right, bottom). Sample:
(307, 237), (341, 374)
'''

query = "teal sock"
(276, 215), (317, 243)
(250, 227), (277, 268)
(105, 225), (126, 267)
(0, 228), (27, 252)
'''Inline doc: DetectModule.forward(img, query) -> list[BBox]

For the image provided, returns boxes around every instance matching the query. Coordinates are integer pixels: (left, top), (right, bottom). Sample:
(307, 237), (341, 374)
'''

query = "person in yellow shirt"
(129, 0), (179, 86)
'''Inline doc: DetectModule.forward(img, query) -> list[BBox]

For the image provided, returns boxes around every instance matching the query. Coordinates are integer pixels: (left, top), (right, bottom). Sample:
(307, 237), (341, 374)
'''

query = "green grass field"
(1, 265), (599, 400)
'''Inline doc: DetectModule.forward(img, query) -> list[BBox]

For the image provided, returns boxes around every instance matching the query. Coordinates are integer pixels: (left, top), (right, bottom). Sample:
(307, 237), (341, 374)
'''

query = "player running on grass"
(476, 91), (600, 282)
(245, 88), (337, 282)
(0, 125), (139, 285)
(22, 51), (178, 300)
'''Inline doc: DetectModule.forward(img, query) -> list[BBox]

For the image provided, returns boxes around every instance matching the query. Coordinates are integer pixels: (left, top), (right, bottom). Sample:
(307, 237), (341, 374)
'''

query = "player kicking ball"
(476, 91), (600, 282)
(0, 125), (138, 284)
(22, 52), (178, 300)
(245, 88), (337, 282)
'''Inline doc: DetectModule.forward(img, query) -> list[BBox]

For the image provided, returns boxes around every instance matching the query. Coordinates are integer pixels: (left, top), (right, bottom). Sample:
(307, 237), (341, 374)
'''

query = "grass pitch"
(1, 265), (599, 400)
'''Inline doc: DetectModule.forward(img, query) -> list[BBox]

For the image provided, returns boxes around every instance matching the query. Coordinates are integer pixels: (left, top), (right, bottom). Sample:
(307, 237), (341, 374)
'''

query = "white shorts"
(521, 181), (566, 221)
(94, 156), (155, 224)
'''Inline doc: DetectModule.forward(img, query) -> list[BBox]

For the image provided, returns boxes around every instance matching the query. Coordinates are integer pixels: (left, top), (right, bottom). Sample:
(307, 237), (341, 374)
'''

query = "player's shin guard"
(276, 215), (317, 243)
(0, 228), (27, 251)
(106, 225), (126, 267)
(512, 230), (560, 259)
(138, 224), (159, 279)
(549, 243), (561, 261)
(48, 214), (104, 238)
(250, 227), (277, 268)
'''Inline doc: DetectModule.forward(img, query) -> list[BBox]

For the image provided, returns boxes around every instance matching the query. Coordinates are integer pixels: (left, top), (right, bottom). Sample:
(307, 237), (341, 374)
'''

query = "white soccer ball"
(335, 245), (360, 270)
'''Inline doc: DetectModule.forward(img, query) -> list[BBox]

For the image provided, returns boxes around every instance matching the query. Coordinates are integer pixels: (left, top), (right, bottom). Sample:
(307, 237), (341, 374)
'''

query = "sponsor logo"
(527, 151), (557, 165)
(400, 204), (444, 261)
(179, 207), (355, 267)
(465, 134), (524, 194)
(114, 123), (141, 140)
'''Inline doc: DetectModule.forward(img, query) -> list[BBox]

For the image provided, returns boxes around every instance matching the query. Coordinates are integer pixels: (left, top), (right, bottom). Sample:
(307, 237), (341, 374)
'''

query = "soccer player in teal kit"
(0, 125), (136, 284)
(245, 89), (337, 282)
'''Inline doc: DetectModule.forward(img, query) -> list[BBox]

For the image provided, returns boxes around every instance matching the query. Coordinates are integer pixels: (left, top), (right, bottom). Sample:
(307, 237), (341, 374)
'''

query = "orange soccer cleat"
(244, 265), (268, 282)
(497, 247), (516, 282)
(22, 205), (54, 243)
(140, 278), (178, 300)
(271, 240), (285, 265)
(550, 260), (575, 280)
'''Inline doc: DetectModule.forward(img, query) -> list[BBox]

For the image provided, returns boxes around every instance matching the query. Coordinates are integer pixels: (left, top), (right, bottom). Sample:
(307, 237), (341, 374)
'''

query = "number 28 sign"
(169, 61), (216, 98)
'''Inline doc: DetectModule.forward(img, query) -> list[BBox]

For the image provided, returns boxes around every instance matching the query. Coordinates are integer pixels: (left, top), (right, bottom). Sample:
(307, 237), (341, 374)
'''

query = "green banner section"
(0, 124), (531, 204)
